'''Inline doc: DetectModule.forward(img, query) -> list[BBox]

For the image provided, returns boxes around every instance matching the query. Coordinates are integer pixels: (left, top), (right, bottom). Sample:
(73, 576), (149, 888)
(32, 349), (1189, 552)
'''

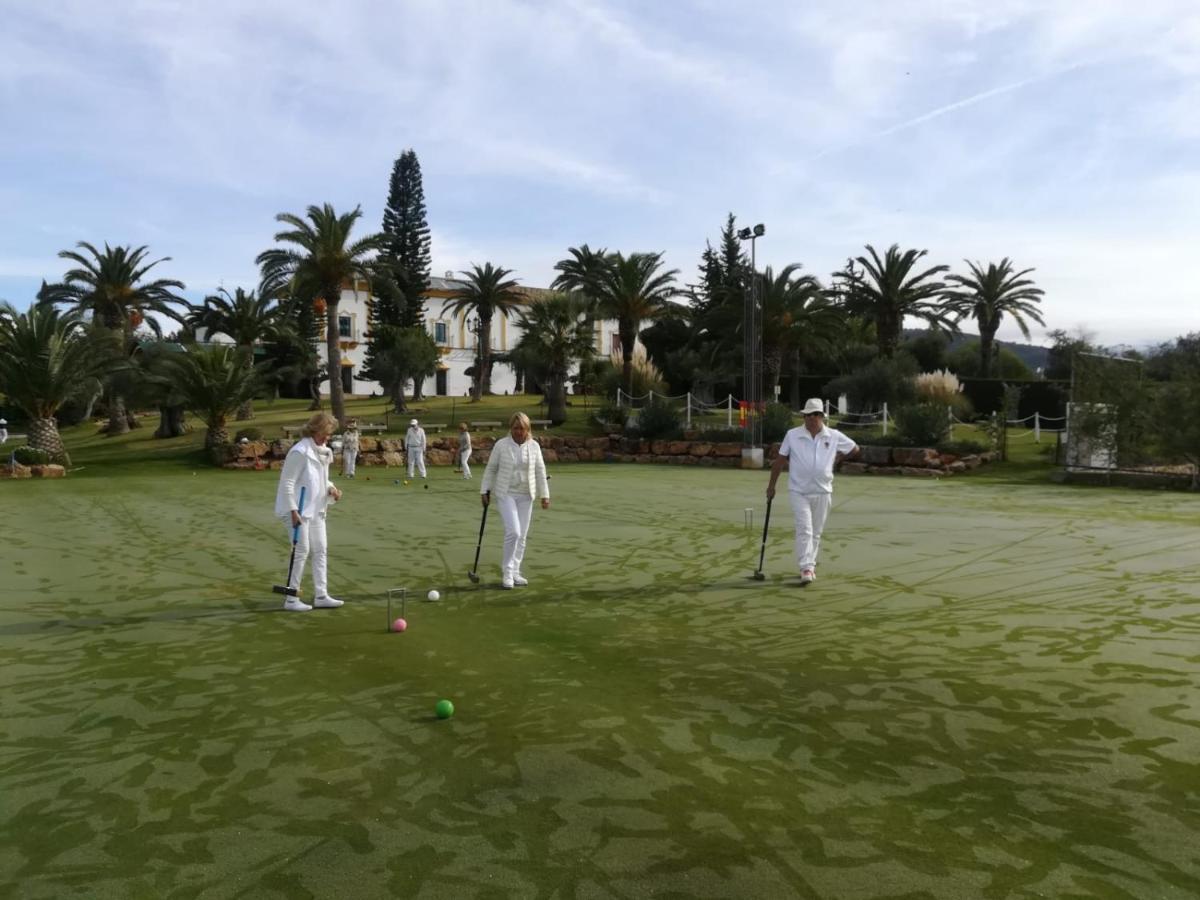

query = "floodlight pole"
(738, 223), (766, 468)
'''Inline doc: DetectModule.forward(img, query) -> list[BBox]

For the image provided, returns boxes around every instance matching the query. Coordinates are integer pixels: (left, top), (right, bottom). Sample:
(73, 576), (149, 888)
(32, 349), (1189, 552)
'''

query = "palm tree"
(189, 287), (278, 419)
(551, 244), (611, 312)
(943, 258), (1046, 378)
(445, 263), (525, 400)
(0, 303), (118, 465)
(832, 244), (953, 358)
(260, 319), (325, 409)
(591, 252), (679, 397)
(514, 293), (595, 424)
(40, 242), (187, 435)
(755, 264), (843, 396)
(256, 204), (389, 426)
(158, 345), (261, 451)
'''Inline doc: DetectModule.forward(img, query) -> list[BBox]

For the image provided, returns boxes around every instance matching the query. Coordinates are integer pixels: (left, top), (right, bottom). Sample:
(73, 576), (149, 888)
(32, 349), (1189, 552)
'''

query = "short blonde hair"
(301, 412), (338, 438)
(509, 411), (531, 431)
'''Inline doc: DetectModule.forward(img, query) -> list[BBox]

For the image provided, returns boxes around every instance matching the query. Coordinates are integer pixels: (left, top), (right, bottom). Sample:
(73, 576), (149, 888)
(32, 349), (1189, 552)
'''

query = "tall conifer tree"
(382, 150), (432, 329)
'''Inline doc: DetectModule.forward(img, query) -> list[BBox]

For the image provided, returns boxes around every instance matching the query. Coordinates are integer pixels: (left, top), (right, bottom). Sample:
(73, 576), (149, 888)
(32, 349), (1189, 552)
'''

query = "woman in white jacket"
(457, 422), (473, 479)
(273, 412), (344, 611)
(480, 412), (551, 589)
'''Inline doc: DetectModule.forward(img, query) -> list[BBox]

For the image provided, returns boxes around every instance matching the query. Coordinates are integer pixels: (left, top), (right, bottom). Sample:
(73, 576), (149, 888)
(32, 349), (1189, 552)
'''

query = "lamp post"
(737, 223), (766, 468)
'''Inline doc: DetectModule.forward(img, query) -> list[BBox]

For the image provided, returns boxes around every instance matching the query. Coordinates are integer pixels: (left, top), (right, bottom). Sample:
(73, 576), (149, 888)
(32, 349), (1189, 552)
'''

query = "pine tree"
(382, 150), (432, 329)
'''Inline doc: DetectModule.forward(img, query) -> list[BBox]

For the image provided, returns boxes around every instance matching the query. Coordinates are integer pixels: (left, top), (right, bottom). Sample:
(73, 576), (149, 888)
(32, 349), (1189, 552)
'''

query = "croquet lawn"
(2, 463), (1198, 899)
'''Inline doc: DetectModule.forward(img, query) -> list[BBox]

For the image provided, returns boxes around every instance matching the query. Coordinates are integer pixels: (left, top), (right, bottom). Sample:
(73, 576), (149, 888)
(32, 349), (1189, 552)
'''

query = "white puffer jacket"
(274, 437), (337, 520)
(480, 436), (550, 500)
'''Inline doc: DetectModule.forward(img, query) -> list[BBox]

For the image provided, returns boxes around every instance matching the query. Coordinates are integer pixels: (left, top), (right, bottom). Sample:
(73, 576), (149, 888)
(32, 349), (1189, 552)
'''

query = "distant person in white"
(765, 398), (859, 585)
(273, 412), (344, 611)
(341, 420), (360, 478)
(457, 422), (473, 479)
(0, 419), (7, 445)
(480, 412), (551, 589)
(405, 418), (427, 479)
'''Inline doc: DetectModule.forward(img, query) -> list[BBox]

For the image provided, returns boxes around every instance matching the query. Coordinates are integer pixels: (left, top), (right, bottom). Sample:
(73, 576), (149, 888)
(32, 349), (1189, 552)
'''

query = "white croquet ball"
(427, 589), (441, 602)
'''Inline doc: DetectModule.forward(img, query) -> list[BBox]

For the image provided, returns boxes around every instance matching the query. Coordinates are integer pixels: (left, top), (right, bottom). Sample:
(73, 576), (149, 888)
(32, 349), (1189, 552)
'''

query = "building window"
(339, 315), (352, 338)
(434, 321), (448, 344)
(611, 333), (621, 355)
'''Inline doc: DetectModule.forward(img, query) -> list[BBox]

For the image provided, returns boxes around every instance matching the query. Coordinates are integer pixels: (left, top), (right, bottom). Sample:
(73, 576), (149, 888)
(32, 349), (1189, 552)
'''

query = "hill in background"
(904, 329), (1049, 374)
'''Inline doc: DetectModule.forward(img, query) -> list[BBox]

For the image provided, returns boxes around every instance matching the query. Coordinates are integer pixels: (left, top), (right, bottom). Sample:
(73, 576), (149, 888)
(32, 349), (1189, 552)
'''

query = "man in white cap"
(765, 398), (859, 585)
(405, 418), (427, 479)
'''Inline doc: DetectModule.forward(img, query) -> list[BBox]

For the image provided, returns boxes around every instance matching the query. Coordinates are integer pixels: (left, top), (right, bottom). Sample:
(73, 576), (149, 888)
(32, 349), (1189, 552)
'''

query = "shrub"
(826, 355), (919, 411)
(234, 427), (264, 442)
(638, 398), (683, 440)
(938, 438), (989, 456)
(914, 369), (964, 406)
(592, 402), (626, 433)
(894, 402), (950, 447)
(600, 346), (667, 401)
(761, 402), (794, 443)
(12, 446), (52, 466)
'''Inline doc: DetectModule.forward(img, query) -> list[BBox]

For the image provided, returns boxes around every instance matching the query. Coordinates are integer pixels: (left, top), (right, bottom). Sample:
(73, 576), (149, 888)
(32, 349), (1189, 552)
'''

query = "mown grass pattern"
(2, 465), (1198, 899)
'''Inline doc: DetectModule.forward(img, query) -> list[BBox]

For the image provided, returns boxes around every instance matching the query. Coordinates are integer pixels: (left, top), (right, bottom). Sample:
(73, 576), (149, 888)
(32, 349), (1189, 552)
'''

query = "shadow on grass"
(0, 603), (306, 636)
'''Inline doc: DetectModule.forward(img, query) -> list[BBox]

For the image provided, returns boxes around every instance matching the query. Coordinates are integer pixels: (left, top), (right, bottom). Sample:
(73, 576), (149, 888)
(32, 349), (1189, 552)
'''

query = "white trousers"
(285, 514), (329, 598)
(460, 448), (472, 479)
(496, 493), (534, 578)
(342, 450), (357, 476)
(407, 449), (426, 478)
(790, 492), (832, 571)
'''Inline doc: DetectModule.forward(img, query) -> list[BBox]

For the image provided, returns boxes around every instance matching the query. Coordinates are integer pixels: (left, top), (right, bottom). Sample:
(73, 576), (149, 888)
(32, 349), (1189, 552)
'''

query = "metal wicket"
(386, 587), (407, 632)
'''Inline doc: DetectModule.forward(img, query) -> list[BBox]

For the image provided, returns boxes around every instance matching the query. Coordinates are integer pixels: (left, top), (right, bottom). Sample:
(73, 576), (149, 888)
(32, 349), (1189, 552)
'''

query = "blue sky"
(2, 0), (1197, 347)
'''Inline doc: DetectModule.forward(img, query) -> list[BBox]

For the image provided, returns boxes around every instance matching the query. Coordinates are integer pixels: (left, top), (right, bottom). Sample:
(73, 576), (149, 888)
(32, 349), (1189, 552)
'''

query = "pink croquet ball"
(391, 618), (408, 633)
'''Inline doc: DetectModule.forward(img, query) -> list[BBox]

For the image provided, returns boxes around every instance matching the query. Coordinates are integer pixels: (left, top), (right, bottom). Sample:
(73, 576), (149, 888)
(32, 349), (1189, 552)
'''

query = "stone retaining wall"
(0, 463), (67, 479)
(216, 435), (994, 476)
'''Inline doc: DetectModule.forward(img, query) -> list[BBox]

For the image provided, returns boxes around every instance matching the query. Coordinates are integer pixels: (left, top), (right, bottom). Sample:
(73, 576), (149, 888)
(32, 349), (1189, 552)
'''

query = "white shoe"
(283, 596), (312, 611)
(512, 574), (529, 586)
(799, 569), (816, 585)
(501, 576), (514, 590)
(313, 595), (344, 608)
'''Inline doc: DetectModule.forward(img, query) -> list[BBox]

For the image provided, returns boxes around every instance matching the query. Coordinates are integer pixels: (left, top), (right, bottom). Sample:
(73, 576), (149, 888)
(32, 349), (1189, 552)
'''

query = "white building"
(319, 275), (629, 398)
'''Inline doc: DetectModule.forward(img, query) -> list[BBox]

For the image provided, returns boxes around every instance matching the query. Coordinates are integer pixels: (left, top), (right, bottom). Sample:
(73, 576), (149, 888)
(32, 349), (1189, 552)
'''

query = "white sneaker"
(283, 596), (312, 611)
(501, 576), (514, 590)
(799, 569), (816, 585)
(512, 574), (529, 586)
(313, 595), (344, 608)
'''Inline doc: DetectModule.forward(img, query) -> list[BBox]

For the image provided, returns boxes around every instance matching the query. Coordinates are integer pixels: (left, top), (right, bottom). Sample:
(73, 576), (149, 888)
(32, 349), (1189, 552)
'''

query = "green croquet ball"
(424, 484), (429, 490)
(435, 699), (454, 719)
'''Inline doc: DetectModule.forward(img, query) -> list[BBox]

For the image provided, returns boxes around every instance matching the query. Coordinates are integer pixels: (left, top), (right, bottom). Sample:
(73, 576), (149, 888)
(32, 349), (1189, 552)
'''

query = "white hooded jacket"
(274, 437), (337, 520)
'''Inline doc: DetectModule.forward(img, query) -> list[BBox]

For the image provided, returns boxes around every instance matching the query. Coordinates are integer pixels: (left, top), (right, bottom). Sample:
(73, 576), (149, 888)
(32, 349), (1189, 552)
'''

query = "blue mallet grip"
(292, 485), (307, 542)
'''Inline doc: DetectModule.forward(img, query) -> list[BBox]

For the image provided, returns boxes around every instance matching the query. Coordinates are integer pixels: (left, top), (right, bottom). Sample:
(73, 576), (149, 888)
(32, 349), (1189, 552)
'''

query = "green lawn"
(2, 436), (1198, 898)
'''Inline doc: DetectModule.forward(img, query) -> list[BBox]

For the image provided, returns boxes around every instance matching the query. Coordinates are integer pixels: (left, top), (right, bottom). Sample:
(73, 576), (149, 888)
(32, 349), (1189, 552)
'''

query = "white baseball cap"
(409, 418), (418, 426)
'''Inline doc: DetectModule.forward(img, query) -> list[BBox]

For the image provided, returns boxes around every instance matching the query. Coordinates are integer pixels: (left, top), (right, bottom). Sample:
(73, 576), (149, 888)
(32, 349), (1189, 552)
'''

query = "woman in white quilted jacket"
(480, 412), (551, 589)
